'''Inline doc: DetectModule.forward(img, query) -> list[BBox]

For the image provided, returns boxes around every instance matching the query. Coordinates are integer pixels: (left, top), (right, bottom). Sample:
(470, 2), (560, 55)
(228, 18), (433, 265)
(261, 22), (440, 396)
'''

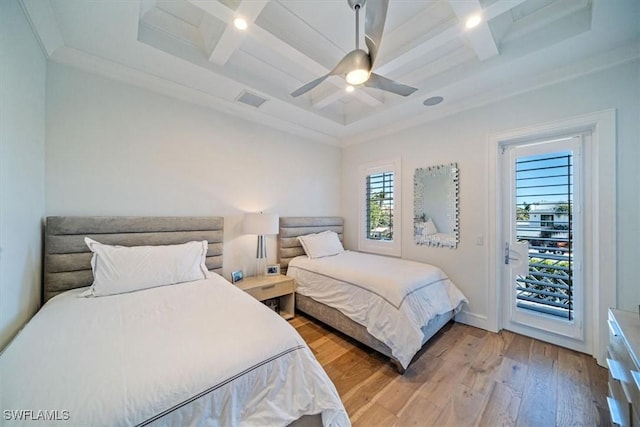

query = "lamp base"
(256, 234), (268, 276)
(256, 257), (267, 277)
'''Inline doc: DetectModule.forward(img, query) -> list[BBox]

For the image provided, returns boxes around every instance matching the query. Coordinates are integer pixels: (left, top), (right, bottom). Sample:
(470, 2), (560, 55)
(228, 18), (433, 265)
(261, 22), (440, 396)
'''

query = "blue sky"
(516, 151), (573, 207)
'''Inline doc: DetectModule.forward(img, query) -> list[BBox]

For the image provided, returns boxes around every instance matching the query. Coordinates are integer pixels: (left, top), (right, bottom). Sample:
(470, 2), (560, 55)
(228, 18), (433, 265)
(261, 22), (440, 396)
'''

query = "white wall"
(342, 60), (640, 328)
(45, 63), (341, 278)
(0, 0), (47, 349)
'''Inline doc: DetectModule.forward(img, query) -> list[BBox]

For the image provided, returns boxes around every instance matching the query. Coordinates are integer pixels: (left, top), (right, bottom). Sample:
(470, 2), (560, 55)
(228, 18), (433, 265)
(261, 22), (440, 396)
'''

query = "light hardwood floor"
(290, 314), (610, 427)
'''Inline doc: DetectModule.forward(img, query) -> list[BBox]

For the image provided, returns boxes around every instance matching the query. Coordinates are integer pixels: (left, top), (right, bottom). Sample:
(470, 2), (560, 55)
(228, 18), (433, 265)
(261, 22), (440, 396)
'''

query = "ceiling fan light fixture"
(346, 68), (370, 85)
(233, 17), (248, 30)
(465, 14), (482, 29)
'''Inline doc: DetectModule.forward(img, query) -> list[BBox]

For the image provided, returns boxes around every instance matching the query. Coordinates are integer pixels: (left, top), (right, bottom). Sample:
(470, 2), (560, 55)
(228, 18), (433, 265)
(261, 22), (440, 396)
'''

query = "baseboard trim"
(454, 310), (493, 332)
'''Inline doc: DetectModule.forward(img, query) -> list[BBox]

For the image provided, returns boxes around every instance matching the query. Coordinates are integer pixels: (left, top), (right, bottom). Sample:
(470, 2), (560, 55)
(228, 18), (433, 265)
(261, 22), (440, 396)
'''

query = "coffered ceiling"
(22, 0), (639, 145)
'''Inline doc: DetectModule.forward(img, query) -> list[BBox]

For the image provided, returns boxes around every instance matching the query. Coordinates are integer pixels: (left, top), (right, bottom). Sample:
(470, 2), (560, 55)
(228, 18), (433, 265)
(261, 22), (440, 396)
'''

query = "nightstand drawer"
(237, 275), (296, 320)
(244, 279), (294, 301)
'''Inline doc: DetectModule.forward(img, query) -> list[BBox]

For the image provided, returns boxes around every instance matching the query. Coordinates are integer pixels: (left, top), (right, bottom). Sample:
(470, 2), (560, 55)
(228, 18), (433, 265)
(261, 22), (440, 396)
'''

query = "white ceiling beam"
(208, 0), (268, 66)
(467, 21), (499, 61)
(375, 2), (454, 75)
(448, 0), (498, 61)
(376, 24), (459, 75)
(20, 0), (64, 57)
(189, 0), (233, 21)
(188, 0), (381, 107)
(349, 88), (380, 106)
(484, 0), (527, 20)
(313, 89), (348, 110)
(350, 90), (380, 106)
(139, 0), (156, 19)
(500, 0), (589, 42)
(377, 0), (527, 75)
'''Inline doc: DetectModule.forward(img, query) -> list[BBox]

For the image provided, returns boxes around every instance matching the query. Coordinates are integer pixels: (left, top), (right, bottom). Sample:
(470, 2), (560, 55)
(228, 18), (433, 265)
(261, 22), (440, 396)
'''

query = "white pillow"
(298, 231), (344, 259)
(296, 231), (334, 256)
(297, 230), (336, 255)
(423, 218), (439, 236)
(84, 238), (210, 297)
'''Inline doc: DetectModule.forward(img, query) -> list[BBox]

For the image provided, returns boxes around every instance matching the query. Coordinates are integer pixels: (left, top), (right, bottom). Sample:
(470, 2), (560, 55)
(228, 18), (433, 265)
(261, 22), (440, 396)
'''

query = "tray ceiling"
(21, 0), (639, 145)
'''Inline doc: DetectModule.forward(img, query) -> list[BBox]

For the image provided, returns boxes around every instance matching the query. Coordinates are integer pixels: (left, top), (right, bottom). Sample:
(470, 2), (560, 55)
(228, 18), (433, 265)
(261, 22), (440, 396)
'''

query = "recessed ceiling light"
(234, 17), (248, 30)
(345, 85), (355, 93)
(465, 14), (482, 29)
(423, 96), (444, 106)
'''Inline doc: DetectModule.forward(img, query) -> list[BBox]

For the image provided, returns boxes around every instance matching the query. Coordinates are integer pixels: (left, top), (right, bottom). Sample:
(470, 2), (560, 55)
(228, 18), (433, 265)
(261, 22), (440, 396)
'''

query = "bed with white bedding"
(0, 216), (349, 427)
(279, 217), (467, 373)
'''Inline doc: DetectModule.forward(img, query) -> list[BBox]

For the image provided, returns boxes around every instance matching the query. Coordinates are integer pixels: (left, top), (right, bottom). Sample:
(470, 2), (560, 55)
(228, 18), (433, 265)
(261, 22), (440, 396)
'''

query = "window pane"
(515, 151), (574, 320)
(366, 172), (394, 241)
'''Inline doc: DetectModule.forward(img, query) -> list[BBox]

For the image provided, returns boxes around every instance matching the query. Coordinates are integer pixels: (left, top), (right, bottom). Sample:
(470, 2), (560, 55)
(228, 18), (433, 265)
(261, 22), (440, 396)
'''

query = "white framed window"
(358, 158), (402, 256)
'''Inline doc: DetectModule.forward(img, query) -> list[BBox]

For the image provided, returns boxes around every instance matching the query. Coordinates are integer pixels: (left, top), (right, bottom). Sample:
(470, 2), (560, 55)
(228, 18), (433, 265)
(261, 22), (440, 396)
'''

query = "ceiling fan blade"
(364, 0), (389, 66)
(291, 74), (331, 97)
(291, 51), (363, 97)
(364, 73), (417, 96)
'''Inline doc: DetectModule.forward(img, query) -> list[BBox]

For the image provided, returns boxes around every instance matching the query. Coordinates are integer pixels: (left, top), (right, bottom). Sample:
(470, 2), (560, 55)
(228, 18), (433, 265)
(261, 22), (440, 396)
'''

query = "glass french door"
(502, 136), (584, 340)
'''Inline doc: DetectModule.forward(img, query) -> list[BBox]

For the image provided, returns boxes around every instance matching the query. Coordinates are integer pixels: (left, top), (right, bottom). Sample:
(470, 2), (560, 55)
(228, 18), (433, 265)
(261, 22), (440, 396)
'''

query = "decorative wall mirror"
(413, 163), (459, 248)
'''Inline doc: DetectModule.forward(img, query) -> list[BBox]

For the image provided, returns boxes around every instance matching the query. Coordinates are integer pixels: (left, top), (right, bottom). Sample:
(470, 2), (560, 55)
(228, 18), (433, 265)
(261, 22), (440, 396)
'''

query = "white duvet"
(288, 251), (467, 369)
(0, 274), (349, 427)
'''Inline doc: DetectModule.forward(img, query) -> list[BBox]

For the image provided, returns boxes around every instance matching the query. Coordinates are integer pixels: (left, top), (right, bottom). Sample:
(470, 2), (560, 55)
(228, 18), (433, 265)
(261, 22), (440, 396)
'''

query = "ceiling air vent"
(236, 91), (267, 108)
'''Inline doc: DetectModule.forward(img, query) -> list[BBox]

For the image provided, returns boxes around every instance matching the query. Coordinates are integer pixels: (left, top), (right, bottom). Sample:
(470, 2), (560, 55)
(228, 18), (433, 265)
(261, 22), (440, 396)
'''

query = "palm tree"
(517, 201), (531, 220)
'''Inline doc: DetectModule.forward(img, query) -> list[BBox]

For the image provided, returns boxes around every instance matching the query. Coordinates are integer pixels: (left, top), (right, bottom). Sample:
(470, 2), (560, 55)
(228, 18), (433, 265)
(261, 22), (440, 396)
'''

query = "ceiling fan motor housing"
(345, 50), (371, 73)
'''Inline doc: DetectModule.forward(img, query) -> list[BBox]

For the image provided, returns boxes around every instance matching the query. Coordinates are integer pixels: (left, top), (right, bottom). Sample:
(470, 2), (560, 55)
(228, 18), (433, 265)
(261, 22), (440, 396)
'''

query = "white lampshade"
(243, 212), (279, 235)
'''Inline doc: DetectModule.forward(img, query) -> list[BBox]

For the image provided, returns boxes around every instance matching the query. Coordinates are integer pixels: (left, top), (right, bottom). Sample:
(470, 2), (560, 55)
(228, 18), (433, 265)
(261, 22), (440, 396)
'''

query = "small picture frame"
(265, 264), (280, 276)
(231, 270), (244, 284)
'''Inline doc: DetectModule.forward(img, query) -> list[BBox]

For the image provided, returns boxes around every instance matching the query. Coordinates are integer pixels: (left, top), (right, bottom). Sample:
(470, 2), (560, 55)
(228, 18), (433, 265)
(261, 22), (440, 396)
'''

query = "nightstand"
(607, 308), (640, 426)
(236, 275), (295, 320)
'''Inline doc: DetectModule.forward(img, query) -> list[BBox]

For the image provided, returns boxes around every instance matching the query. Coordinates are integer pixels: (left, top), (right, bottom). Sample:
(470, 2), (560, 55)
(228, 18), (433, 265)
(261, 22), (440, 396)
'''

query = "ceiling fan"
(291, 0), (418, 98)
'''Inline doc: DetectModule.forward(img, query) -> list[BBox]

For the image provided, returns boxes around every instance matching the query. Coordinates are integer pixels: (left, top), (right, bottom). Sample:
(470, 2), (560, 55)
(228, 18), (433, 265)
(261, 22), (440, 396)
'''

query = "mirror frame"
(413, 163), (459, 248)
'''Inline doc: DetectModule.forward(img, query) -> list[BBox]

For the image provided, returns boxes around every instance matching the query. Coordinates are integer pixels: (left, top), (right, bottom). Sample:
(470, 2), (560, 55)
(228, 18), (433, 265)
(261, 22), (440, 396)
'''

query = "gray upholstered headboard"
(44, 216), (224, 303)
(278, 217), (344, 271)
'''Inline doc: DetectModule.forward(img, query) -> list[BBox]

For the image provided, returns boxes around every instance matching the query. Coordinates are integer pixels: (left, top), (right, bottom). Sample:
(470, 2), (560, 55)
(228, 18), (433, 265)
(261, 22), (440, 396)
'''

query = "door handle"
(505, 241), (530, 277)
(505, 242), (510, 265)
(504, 242), (518, 264)
(505, 241), (529, 262)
